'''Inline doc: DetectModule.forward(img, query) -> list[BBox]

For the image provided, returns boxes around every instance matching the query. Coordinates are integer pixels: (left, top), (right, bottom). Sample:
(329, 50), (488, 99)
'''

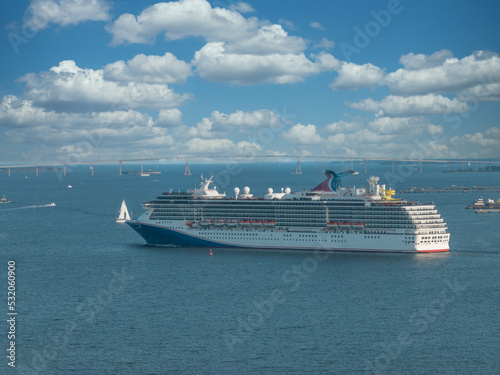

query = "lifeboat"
(339, 222), (351, 228)
(199, 220), (212, 226)
(239, 220), (251, 227)
(213, 220), (225, 226)
(326, 222), (339, 227)
(251, 220), (263, 227)
(351, 222), (365, 230)
(226, 220), (238, 227)
(263, 220), (275, 227)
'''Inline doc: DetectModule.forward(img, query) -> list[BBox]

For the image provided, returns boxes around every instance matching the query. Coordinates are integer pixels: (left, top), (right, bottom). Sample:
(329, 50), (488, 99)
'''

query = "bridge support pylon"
(184, 160), (192, 176)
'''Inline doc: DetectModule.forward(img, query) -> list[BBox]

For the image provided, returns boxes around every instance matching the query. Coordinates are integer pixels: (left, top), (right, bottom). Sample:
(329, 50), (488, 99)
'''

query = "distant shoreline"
(443, 170), (500, 173)
(443, 166), (500, 173)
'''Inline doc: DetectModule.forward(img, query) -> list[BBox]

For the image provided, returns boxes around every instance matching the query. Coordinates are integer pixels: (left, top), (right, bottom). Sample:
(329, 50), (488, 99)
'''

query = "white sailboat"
(116, 200), (131, 223)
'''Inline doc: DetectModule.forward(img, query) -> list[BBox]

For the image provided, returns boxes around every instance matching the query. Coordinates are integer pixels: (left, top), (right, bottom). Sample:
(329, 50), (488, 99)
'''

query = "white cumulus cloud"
(24, 0), (111, 31)
(107, 0), (338, 86)
(457, 82), (500, 102)
(347, 94), (469, 117)
(225, 24), (307, 55)
(330, 62), (385, 91)
(156, 109), (183, 127)
(321, 116), (455, 159)
(176, 109), (281, 139)
(0, 95), (58, 128)
(368, 116), (435, 135)
(185, 137), (262, 154)
(329, 50), (500, 104)
(209, 109), (282, 132)
(385, 50), (500, 95)
(103, 53), (192, 84)
(282, 123), (323, 144)
(326, 129), (395, 148)
(325, 119), (366, 133)
(449, 126), (500, 157)
(0, 94), (185, 160)
(107, 0), (260, 45)
(193, 43), (339, 84)
(19, 60), (191, 112)
(399, 49), (454, 70)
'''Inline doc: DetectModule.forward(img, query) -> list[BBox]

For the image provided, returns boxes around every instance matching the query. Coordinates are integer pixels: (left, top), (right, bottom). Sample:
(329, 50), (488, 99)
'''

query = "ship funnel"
(312, 170), (356, 191)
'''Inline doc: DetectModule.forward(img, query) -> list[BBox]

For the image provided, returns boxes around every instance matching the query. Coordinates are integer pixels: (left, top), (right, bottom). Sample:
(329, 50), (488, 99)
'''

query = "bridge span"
(0, 156), (499, 176)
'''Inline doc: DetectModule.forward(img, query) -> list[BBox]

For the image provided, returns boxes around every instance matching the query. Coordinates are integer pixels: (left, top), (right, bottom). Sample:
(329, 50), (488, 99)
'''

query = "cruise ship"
(126, 170), (450, 253)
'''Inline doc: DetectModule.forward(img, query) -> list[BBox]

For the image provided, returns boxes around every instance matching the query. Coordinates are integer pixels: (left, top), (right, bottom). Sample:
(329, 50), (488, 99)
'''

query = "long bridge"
(0, 156), (499, 176)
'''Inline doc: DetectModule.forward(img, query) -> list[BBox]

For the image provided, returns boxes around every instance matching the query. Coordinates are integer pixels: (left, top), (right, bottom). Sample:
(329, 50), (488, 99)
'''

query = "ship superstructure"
(466, 197), (500, 213)
(126, 171), (450, 253)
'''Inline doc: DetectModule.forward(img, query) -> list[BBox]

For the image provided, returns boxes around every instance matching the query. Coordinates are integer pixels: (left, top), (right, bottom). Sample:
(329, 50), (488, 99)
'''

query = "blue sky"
(1, 0), (499, 163)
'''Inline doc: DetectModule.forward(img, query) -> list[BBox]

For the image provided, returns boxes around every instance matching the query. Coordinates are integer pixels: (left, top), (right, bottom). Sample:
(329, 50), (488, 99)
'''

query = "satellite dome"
(234, 187), (240, 194)
(243, 186), (250, 194)
(267, 188), (273, 194)
(285, 187), (291, 194)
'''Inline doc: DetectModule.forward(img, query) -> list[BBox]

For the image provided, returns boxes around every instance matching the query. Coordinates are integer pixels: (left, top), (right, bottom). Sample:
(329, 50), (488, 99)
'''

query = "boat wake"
(0, 203), (56, 211)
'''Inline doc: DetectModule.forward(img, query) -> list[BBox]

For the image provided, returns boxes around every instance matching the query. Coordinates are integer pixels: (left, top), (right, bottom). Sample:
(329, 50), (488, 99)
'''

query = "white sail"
(116, 200), (130, 223)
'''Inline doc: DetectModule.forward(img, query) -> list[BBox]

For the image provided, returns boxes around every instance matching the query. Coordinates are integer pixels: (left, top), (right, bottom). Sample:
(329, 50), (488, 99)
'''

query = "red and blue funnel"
(312, 170), (356, 191)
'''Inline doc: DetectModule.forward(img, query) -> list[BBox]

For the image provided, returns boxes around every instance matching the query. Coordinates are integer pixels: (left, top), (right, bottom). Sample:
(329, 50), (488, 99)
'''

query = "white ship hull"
(127, 219), (449, 253)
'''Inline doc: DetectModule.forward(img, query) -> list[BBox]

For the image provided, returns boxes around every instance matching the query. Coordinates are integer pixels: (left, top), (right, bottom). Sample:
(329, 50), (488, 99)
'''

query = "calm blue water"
(1, 162), (499, 375)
